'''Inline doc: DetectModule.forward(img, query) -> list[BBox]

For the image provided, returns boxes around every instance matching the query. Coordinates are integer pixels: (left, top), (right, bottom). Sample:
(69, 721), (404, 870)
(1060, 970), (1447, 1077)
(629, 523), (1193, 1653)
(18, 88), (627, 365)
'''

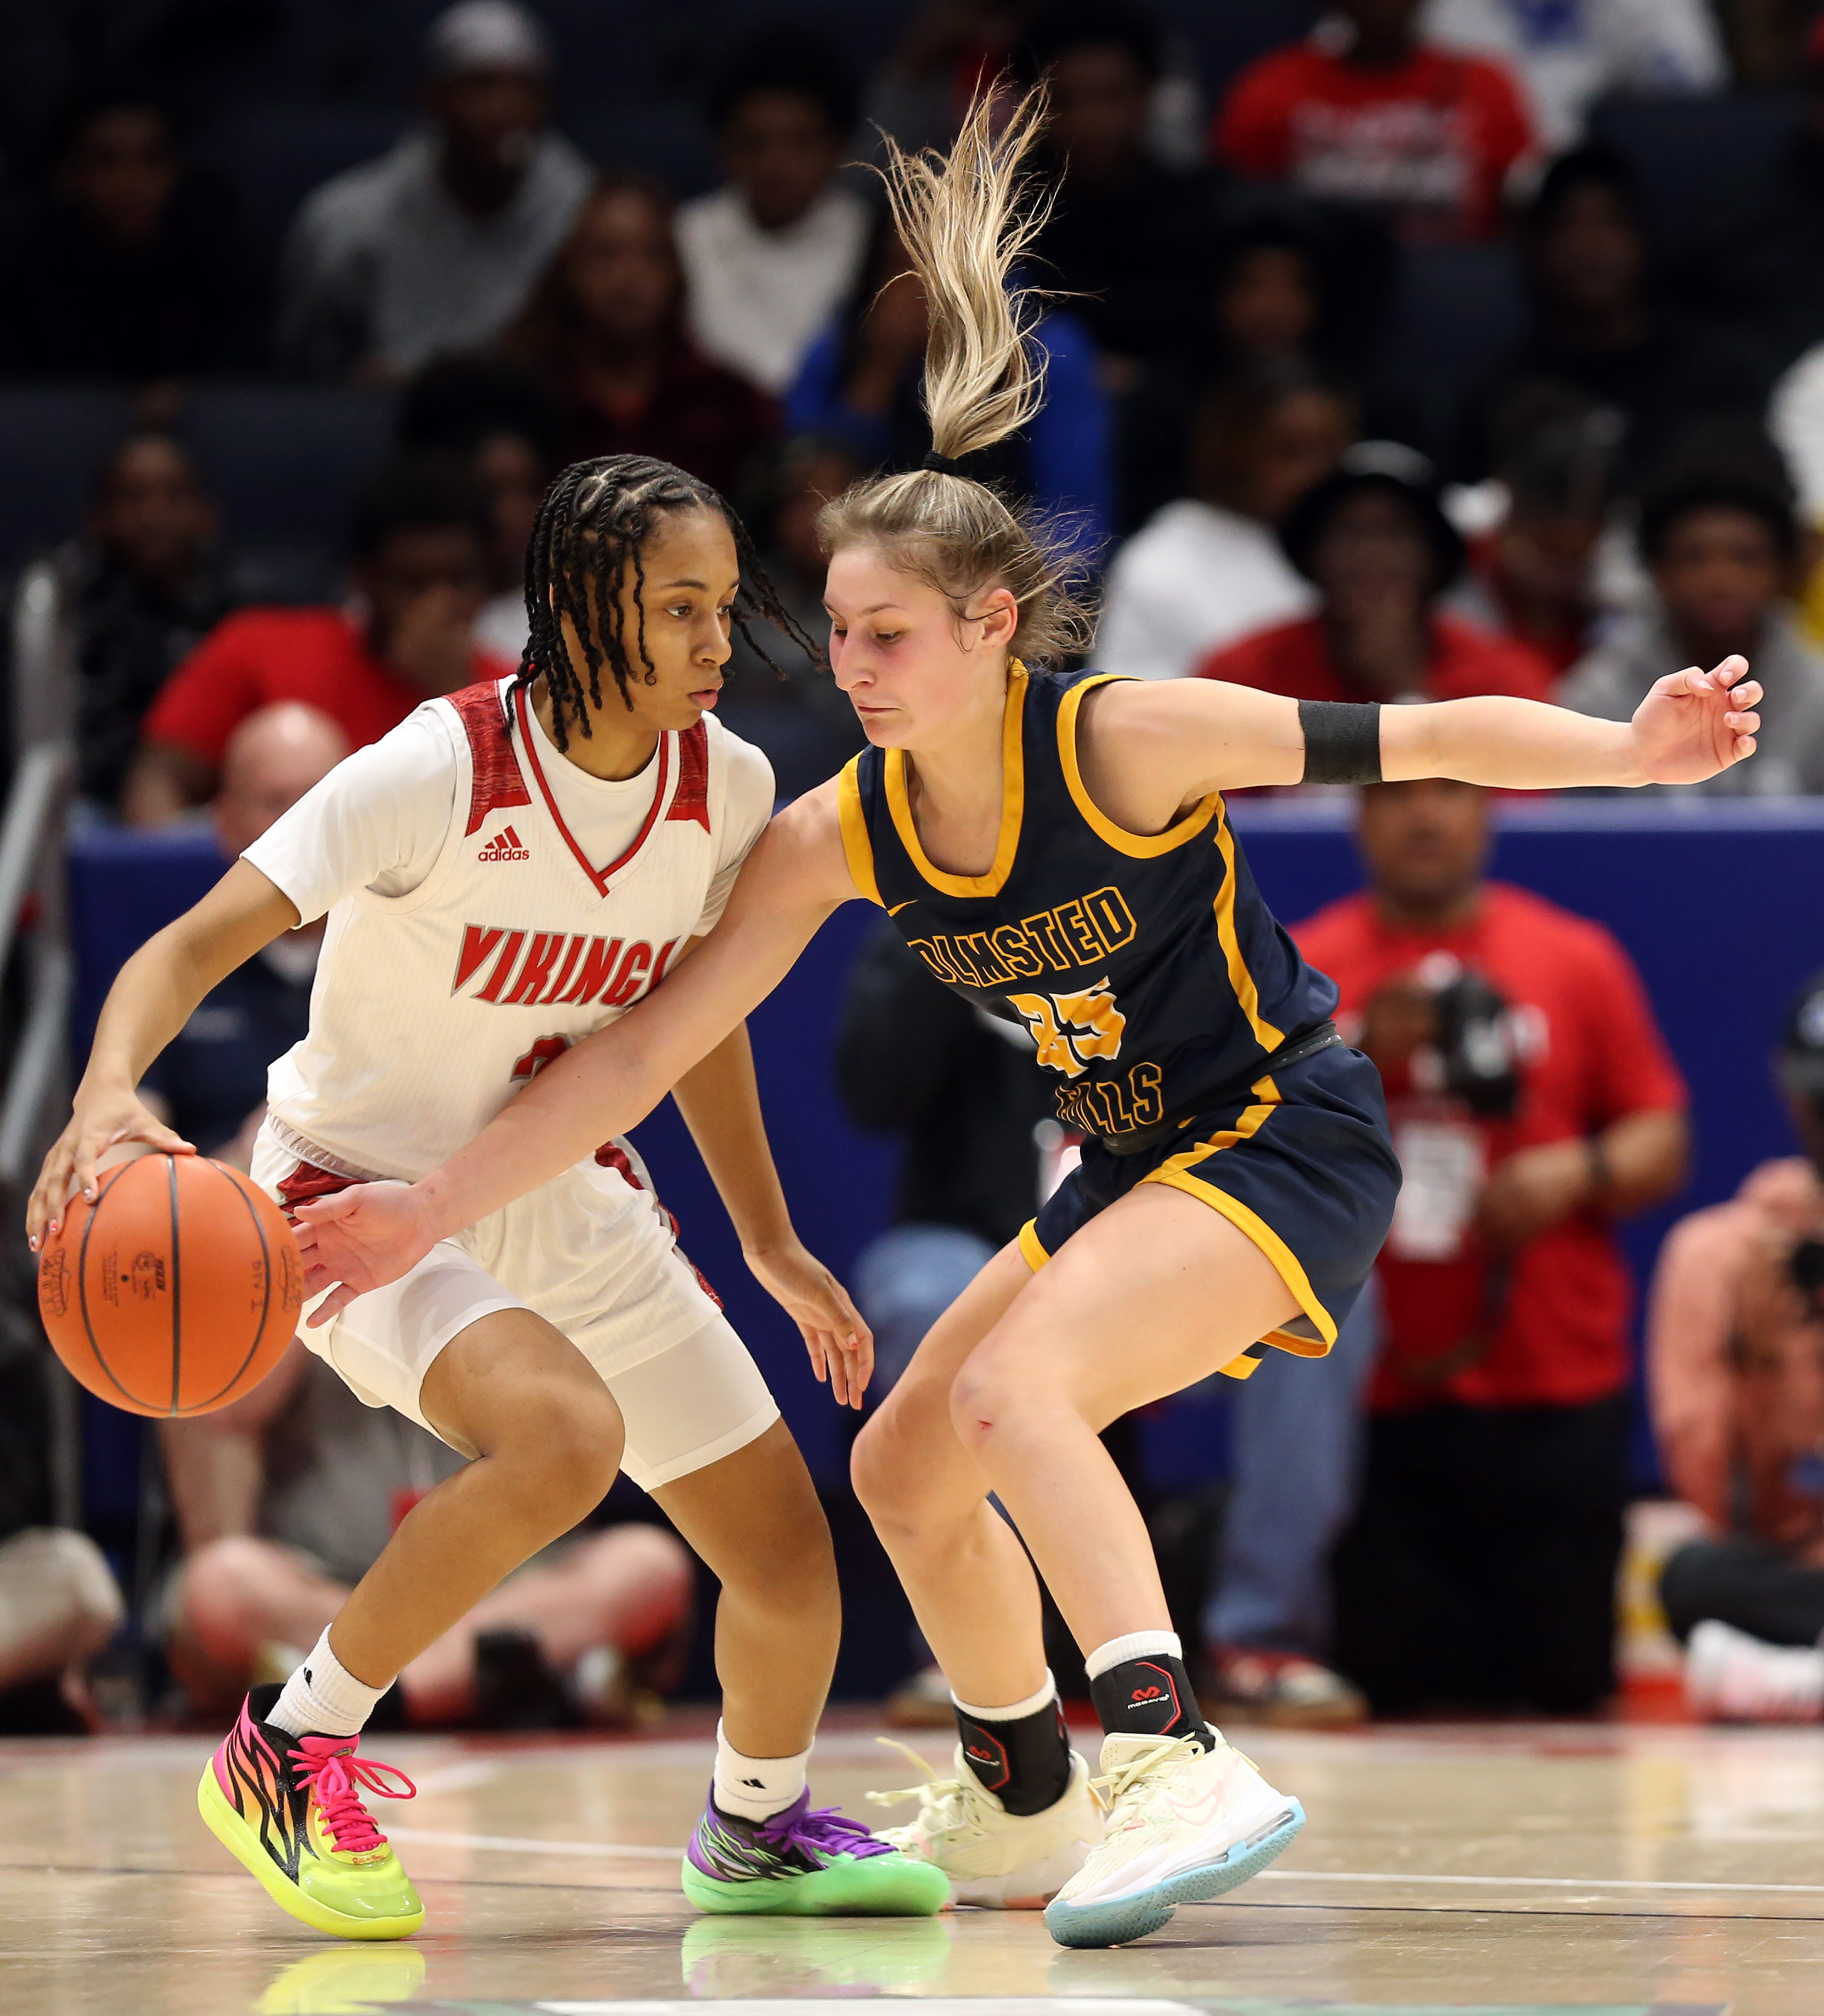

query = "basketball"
(36, 1153), (306, 1418)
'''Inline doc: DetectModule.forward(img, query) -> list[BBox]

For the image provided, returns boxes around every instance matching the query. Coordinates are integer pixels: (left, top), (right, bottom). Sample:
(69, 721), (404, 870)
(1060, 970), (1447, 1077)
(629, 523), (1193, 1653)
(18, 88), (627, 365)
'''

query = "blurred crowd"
(9, 0), (1824, 1733)
(13, 0), (1824, 823)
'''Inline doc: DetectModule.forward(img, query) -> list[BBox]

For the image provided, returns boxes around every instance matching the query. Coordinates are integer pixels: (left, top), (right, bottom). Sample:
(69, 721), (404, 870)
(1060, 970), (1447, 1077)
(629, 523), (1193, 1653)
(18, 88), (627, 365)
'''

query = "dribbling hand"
(26, 1084), (193, 1250)
(1630, 655), (1761, 784)
(743, 1238), (874, 1409)
(292, 1180), (438, 1324)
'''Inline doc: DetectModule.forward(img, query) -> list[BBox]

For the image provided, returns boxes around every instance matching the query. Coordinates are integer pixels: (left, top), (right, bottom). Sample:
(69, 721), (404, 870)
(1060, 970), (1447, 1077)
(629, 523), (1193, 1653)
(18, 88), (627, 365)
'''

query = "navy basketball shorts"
(1020, 1041), (1400, 1380)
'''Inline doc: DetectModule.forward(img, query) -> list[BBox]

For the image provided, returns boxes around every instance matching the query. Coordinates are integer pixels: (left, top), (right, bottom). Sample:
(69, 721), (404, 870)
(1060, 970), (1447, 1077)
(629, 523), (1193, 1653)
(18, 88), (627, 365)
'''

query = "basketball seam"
(75, 1168), (146, 1410)
(191, 1160), (278, 1412)
(166, 1154), (181, 1415)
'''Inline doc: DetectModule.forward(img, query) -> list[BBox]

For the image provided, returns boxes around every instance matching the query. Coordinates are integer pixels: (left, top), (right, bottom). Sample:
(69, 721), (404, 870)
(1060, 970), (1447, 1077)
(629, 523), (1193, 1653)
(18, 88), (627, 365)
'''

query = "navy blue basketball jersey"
(837, 664), (1339, 1145)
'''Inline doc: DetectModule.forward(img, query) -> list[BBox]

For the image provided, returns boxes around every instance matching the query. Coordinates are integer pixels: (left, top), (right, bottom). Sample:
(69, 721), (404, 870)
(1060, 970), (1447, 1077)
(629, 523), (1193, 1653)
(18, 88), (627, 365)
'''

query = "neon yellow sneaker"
(868, 1738), (1102, 1907)
(1044, 1730), (1303, 1947)
(197, 1686), (423, 1940)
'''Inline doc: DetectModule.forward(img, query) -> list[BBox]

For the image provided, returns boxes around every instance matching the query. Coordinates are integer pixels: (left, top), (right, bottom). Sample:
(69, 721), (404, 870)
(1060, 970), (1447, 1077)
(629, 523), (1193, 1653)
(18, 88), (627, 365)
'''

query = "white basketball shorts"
(250, 1125), (780, 1490)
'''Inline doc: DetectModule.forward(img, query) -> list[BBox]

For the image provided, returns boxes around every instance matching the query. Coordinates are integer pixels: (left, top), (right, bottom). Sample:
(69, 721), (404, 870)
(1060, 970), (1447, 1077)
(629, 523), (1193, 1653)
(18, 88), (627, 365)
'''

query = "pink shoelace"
(292, 1734), (417, 1855)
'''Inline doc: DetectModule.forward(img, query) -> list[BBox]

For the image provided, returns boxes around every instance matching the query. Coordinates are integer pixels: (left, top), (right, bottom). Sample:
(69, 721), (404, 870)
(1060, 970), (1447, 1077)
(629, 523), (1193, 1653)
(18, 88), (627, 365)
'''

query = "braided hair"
(514, 454), (818, 751)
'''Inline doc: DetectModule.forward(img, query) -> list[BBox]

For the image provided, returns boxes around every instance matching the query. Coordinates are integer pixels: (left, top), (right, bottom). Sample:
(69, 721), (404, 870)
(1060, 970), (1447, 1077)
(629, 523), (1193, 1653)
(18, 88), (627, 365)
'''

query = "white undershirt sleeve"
(241, 707), (460, 924)
(694, 735), (777, 936)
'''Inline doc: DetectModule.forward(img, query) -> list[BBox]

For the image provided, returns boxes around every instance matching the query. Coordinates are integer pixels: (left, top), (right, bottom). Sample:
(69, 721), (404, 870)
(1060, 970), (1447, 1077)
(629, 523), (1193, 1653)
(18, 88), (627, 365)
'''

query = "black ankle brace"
(953, 1691), (1074, 1816)
(1088, 1650), (1214, 1751)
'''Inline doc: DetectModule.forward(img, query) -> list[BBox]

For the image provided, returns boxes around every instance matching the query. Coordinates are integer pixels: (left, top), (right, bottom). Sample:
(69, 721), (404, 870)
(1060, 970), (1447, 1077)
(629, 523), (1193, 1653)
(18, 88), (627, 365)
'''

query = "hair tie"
(920, 449), (968, 476)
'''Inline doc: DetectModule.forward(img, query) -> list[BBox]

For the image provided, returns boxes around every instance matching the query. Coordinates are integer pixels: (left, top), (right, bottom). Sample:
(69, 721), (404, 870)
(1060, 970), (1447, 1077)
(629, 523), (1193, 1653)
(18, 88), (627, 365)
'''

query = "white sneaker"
(1044, 1730), (1304, 1949)
(1686, 1619), (1824, 1723)
(867, 1738), (1102, 1907)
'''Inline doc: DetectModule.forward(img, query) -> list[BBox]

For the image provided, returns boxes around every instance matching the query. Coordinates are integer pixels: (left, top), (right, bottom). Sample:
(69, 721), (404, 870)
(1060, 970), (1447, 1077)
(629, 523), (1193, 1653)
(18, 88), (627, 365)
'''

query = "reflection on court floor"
(253, 1980), (1724, 2016)
(0, 1724), (1815, 2015)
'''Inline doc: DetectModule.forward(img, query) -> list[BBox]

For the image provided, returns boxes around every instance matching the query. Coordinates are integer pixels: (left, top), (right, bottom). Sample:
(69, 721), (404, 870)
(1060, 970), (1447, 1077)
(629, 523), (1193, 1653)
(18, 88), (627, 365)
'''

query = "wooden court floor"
(2, 1718), (1821, 2015)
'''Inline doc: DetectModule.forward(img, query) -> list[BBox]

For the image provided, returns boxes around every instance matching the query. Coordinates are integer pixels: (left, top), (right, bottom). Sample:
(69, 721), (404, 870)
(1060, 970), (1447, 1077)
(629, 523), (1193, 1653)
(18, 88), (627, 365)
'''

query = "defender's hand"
(1630, 655), (1761, 785)
(292, 1180), (439, 1324)
(27, 1086), (193, 1249)
(744, 1238), (873, 1409)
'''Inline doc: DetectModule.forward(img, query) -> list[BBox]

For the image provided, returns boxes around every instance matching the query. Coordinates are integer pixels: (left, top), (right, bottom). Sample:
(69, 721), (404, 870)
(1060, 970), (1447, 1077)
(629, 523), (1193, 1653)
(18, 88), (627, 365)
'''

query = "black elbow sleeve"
(1299, 699), (1383, 785)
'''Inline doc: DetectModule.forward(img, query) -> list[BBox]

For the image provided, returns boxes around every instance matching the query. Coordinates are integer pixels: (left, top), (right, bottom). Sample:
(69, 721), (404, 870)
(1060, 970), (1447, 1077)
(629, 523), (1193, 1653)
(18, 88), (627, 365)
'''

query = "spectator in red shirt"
(125, 456), (506, 826)
(1211, 0), (1533, 244)
(1308, 777), (1688, 1714)
(500, 175), (780, 497)
(1199, 441), (1557, 706)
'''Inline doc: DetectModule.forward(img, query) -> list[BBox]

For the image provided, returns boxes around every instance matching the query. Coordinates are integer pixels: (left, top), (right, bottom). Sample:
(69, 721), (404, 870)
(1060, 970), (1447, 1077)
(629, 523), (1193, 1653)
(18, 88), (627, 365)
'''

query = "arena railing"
(1, 555), (80, 1527)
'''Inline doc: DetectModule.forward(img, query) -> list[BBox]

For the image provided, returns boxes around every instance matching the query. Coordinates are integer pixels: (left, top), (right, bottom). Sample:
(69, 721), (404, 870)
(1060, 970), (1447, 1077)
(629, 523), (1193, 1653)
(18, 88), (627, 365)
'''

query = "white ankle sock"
(712, 1720), (810, 1824)
(952, 1670), (1057, 1721)
(268, 1628), (390, 1739)
(1085, 1629), (1181, 1681)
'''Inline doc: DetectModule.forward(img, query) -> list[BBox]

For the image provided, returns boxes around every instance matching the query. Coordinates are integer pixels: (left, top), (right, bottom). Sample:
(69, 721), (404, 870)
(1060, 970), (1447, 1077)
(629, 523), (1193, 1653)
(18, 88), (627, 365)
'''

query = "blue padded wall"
(70, 802), (1824, 1485)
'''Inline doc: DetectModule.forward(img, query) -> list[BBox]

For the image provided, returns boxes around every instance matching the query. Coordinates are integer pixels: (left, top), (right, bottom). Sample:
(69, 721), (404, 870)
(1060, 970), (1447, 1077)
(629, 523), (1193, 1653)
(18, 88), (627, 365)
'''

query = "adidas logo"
(479, 825), (531, 862)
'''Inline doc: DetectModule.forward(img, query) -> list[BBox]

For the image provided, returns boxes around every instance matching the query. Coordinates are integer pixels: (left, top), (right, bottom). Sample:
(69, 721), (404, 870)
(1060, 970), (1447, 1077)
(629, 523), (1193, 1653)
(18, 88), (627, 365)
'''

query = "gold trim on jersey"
(1056, 673), (1219, 857)
(884, 661), (1029, 899)
(1211, 800), (1283, 1052)
(837, 757), (883, 907)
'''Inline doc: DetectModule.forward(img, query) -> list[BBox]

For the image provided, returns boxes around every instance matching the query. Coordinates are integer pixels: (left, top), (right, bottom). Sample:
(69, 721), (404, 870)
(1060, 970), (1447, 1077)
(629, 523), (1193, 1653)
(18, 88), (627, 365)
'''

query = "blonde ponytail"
(818, 84), (1094, 667)
(881, 87), (1053, 462)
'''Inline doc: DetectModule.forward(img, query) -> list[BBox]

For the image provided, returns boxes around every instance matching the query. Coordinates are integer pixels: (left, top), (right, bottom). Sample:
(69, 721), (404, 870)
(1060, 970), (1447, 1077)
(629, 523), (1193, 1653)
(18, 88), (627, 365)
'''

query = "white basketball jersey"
(258, 679), (763, 1183)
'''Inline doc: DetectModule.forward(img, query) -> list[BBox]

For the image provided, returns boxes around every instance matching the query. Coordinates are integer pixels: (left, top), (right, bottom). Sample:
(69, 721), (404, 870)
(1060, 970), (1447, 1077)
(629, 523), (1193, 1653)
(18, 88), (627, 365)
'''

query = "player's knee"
(947, 1352), (1022, 1455)
(947, 1359), (1000, 1445)
(851, 1381), (940, 1522)
(499, 1381), (624, 1519)
(849, 1407), (897, 1514)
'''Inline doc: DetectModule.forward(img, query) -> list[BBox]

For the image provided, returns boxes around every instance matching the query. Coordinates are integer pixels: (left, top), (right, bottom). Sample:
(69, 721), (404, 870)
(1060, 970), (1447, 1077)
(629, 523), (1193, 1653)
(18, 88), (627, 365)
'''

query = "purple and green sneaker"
(680, 1789), (950, 1916)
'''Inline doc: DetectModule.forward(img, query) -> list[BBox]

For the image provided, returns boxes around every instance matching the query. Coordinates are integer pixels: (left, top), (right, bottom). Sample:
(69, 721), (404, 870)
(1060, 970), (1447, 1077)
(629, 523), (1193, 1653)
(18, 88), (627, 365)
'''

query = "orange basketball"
(36, 1153), (305, 1417)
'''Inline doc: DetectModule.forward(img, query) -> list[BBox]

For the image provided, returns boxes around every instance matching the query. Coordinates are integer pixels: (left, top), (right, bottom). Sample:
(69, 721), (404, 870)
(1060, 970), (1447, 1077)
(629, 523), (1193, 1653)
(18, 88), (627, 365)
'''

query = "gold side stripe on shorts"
(1138, 1072), (1337, 1352)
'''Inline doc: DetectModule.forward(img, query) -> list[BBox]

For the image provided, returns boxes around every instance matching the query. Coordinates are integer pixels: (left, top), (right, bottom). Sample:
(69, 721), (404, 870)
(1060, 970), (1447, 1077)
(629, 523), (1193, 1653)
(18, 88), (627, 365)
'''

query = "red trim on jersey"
(513, 684), (672, 897)
(667, 720), (711, 829)
(448, 681), (533, 838)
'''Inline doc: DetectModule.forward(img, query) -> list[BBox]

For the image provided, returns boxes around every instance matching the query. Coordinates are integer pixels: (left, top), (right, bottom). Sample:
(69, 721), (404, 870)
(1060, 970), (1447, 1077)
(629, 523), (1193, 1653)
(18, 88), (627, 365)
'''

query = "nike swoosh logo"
(889, 901), (917, 915)
(1166, 1786), (1225, 1829)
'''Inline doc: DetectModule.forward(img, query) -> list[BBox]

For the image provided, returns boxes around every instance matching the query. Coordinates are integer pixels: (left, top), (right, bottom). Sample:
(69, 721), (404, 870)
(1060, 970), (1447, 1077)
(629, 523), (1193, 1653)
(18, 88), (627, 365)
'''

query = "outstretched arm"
(294, 784), (861, 1314)
(1379, 658), (1758, 788)
(1086, 655), (1761, 814)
